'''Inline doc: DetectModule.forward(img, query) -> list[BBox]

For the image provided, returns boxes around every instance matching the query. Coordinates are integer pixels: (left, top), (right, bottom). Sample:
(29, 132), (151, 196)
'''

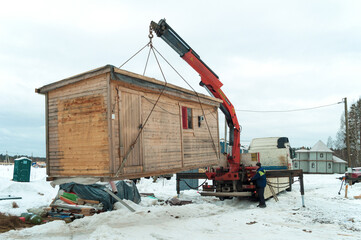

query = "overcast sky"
(1, 0), (361, 157)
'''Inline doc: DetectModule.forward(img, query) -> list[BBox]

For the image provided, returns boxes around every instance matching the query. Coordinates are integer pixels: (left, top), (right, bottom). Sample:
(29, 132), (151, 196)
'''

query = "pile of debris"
(0, 212), (33, 233)
(46, 190), (103, 222)
(11, 180), (142, 226)
(46, 181), (141, 221)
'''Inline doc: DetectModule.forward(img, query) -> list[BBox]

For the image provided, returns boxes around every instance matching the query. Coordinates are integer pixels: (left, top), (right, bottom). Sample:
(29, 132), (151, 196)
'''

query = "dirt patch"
(0, 212), (35, 233)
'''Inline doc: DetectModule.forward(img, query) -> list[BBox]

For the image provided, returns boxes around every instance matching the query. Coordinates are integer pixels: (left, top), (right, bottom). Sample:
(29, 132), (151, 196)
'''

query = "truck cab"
(248, 137), (294, 170)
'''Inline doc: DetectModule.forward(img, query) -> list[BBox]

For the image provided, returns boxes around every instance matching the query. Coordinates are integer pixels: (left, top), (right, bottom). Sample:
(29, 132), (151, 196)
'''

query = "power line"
(236, 102), (342, 113)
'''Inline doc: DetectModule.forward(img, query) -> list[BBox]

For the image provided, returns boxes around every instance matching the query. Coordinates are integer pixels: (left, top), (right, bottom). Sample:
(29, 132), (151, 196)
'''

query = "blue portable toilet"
(13, 157), (32, 182)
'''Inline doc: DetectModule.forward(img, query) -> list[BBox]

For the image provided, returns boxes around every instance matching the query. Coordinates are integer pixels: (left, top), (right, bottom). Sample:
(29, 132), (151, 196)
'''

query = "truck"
(150, 19), (304, 201)
(248, 137), (295, 170)
(243, 137), (296, 199)
(344, 167), (361, 185)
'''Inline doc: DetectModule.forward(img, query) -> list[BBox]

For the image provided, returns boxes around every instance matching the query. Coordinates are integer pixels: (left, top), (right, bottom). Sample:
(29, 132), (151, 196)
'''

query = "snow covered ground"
(1, 165), (361, 240)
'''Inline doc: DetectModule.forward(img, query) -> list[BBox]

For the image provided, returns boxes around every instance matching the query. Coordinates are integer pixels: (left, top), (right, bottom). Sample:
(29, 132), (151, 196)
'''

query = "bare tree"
(335, 98), (361, 167)
(327, 136), (334, 149)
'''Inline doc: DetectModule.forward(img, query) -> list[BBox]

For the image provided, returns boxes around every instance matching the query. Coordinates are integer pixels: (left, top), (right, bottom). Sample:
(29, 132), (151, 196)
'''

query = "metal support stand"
(338, 178), (345, 195)
(288, 176), (293, 191)
(299, 173), (305, 207)
(345, 183), (349, 198)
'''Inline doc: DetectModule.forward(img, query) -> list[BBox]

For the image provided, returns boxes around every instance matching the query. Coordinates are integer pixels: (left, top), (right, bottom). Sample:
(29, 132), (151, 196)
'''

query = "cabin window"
(320, 153), (324, 158)
(311, 163), (315, 168)
(182, 107), (193, 129)
(294, 162), (298, 168)
(328, 163), (331, 169)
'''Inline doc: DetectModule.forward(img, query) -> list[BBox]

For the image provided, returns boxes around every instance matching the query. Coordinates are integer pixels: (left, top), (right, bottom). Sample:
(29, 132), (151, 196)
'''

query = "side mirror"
(290, 148), (296, 159)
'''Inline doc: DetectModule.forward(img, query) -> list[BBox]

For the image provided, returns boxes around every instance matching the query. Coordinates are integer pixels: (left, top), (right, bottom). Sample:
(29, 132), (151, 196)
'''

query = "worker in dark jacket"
(251, 162), (267, 208)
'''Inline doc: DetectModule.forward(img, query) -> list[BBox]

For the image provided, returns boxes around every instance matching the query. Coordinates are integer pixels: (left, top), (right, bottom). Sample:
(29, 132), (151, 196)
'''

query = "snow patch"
(1, 166), (361, 239)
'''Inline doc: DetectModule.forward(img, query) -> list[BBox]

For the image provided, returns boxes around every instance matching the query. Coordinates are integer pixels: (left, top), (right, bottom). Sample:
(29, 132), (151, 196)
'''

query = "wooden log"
(77, 198), (100, 205)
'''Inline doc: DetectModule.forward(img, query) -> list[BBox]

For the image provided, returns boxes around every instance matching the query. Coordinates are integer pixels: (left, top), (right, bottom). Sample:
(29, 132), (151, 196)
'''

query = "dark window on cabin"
(187, 108), (193, 129)
(328, 163), (331, 169)
(182, 107), (193, 129)
(320, 153), (324, 158)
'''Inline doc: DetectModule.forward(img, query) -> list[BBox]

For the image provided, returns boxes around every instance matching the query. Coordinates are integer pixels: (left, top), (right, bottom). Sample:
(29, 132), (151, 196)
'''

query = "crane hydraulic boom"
(150, 19), (241, 177)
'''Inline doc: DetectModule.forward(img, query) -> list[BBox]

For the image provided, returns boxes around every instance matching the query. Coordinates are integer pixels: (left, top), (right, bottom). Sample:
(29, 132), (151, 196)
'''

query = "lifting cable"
(143, 44), (152, 76)
(180, 179), (208, 190)
(118, 26), (154, 72)
(266, 180), (291, 189)
(142, 97), (179, 116)
(116, 30), (169, 177)
(118, 42), (150, 69)
(143, 96), (217, 118)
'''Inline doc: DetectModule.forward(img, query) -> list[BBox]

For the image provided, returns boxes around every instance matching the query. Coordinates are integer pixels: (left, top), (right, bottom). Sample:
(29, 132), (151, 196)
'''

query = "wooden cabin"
(36, 65), (221, 180)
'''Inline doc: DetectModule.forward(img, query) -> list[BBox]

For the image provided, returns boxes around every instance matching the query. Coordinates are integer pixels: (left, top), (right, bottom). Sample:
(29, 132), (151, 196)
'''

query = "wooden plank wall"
(141, 93), (183, 172)
(110, 80), (219, 178)
(48, 74), (109, 176)
(181, 103), (220, 168)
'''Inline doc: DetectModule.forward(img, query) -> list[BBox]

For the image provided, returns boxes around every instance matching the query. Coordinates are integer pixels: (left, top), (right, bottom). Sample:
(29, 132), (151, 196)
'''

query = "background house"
(293, 140), (347, 174)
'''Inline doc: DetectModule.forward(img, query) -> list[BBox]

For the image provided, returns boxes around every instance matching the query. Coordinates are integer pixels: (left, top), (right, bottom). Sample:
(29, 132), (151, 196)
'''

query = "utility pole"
(344, 97), (352, 168)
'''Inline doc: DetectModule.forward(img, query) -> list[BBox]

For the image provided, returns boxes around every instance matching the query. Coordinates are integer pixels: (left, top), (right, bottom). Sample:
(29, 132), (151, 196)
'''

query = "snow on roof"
(295, 149), (309, 153)
(333, 156), (347, 164)
(14, 157), (31, 161)
(310, 140), (333, 153)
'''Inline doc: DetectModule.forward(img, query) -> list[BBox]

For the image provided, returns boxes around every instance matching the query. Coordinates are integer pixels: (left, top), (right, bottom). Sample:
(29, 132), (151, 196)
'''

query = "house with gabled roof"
(292, 140), (347, 174)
